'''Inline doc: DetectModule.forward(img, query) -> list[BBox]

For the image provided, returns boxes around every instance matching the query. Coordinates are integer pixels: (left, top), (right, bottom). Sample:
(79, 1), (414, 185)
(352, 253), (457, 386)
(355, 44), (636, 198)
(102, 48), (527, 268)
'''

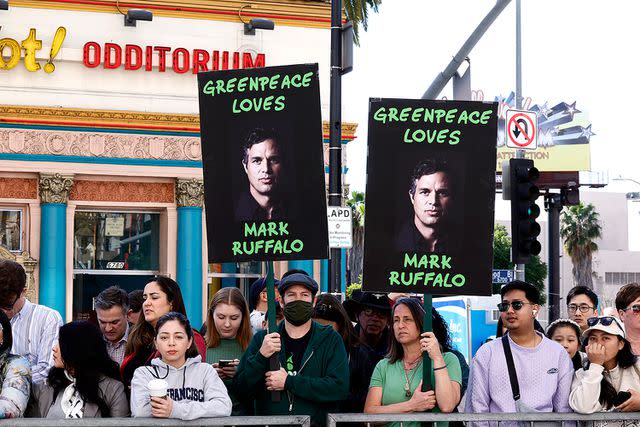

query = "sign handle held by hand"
(422, 293), (433, 392)
(265, 261), (281, 402)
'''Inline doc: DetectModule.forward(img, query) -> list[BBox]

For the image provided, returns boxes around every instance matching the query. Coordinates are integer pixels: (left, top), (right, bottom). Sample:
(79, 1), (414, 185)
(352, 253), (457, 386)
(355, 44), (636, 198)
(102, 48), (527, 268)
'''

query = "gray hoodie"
(130, 355), (232, 420)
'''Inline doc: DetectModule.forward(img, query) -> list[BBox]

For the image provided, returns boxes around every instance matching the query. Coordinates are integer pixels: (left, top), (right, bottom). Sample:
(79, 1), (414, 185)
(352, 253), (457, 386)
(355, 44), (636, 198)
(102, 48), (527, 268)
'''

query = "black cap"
(343, 289), (391, 321)
(278, 272), (319, 296)
(501, 280), (540, 304)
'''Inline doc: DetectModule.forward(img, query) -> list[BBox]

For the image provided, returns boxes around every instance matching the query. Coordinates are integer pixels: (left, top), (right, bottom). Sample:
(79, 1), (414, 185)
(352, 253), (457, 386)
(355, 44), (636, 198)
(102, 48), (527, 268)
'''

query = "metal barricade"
(0, 415), (311, 427)
(327, 412), (640, 427)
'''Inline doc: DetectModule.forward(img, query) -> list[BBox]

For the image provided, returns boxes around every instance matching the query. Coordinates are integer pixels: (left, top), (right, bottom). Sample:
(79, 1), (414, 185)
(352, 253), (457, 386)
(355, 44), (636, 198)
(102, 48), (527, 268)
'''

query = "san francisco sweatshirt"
(130, 355), (232, 420)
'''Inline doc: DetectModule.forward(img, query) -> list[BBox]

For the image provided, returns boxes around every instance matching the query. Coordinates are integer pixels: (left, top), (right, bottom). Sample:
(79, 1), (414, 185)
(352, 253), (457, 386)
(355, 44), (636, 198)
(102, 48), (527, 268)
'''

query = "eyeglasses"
(622, 304), (640, 314)
(587, 316), (624, 332)
(1, 294), (20, 311)
(497, 301), (534, 312)
(567, 303), (595, 314)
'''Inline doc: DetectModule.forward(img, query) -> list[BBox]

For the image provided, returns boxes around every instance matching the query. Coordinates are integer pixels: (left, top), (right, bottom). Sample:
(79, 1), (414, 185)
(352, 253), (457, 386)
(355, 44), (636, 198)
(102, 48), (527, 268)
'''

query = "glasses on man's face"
(587, 316), (624, 331)
(1, 294), (20, 311)
(567, 303), (595, 314)
(622, 304), (640, 314)
(497, 301), (534, 312)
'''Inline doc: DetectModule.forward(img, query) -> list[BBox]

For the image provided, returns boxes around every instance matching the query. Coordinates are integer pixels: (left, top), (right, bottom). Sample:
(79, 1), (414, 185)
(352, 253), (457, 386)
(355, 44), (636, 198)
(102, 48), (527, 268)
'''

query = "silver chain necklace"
(403, 358), (423, 397)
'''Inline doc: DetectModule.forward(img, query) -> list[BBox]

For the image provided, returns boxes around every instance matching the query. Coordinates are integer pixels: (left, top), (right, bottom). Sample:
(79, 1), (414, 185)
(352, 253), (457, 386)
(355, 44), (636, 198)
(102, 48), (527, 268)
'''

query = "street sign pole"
(514, 0), (525, 281)
(328, 0), (343, 294)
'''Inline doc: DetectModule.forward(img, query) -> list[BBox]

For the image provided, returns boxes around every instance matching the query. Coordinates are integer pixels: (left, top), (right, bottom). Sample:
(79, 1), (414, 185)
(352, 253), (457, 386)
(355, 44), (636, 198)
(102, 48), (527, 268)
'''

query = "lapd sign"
(197, 64), (329, 262)
(363, 99), (498, 296)
(328, 207), (352, 248)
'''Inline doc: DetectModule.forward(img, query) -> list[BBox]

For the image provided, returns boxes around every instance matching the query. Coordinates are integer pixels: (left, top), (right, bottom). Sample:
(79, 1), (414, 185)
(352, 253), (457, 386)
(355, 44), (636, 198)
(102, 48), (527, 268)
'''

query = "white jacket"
(569, 361), (640, 414)
(130, 355), (232, 420)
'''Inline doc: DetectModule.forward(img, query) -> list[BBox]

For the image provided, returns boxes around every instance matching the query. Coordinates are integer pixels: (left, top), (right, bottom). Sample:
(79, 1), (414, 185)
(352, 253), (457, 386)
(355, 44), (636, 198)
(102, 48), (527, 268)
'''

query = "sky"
(342, 0), (640, 199)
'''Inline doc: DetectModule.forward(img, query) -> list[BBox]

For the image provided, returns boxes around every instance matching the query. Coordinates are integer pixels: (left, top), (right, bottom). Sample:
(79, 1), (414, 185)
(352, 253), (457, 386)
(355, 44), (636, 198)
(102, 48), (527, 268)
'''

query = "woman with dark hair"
(121, 276), (206, 391)
(0, 310), (30, 418)
(205, 287), (252, 415)
(131, 312), (231, 420)
(313, 293), (377, 413)
(364, 298), (461, 427)
(546, 319), (583, 371)
(28, 321), (128, 418)
(570, 316), (640, 416)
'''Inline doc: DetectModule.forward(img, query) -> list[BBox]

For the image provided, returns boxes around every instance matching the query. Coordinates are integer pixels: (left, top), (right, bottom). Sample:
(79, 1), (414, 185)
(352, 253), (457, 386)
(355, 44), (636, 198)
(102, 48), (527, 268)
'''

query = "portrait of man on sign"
(395, 158), (462, 254)
(234, 127), (296, 222)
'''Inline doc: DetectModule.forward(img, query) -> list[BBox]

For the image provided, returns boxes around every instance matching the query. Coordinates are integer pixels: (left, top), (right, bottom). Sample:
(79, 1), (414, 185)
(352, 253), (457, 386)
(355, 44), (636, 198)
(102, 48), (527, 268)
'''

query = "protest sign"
(363, 99), (498, 296)
(198, 64), (329, 262)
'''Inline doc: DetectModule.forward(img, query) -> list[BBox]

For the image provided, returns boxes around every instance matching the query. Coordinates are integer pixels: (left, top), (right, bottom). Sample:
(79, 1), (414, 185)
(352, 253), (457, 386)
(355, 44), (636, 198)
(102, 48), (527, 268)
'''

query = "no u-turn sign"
(506, 109), (537, 150)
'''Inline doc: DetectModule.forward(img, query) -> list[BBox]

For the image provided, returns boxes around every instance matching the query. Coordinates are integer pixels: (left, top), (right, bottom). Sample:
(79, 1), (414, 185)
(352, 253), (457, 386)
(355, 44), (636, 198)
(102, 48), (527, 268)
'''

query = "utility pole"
(328, 0), (342, 294)
(514, 0), (526, 282)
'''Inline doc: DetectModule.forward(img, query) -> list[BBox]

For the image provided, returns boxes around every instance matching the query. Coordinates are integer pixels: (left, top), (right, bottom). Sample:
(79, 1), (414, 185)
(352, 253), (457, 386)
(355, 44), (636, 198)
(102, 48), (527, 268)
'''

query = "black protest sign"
(363, 99), (498, 296)
(197, 64), (328, 262)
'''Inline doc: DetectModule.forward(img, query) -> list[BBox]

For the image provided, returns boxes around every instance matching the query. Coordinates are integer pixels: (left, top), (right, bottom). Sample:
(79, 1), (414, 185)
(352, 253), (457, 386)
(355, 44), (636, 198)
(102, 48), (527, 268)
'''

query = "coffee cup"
(148, 379), (168, 399)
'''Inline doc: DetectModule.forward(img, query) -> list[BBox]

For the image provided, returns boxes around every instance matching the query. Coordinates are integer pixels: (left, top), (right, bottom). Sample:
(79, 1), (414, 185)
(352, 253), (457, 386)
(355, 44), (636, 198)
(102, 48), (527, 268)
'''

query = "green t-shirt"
(205, 338), (244, 364)
(369, 352), (462, 427)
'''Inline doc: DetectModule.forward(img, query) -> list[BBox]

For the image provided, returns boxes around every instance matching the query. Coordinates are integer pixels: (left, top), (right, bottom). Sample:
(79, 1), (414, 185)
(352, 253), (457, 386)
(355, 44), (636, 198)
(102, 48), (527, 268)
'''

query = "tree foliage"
(559, 202), (602, 288)
(344, 0), (382, 45)
(493, 224), (548, 305)
(346, 191), (365, 284)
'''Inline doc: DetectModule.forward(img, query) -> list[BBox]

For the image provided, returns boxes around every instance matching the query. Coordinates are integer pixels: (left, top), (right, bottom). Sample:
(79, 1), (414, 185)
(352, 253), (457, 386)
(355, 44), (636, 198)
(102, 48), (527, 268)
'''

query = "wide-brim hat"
(343, 290), (391, 322)
(581, 316), (626, 341)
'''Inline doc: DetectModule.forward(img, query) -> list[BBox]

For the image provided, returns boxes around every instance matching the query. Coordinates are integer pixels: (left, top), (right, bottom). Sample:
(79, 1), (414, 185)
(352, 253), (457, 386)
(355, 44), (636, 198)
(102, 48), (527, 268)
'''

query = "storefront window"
(0, 209), (22, 252)
(73, 211), (160, 271)
(207, 262), (263, 305)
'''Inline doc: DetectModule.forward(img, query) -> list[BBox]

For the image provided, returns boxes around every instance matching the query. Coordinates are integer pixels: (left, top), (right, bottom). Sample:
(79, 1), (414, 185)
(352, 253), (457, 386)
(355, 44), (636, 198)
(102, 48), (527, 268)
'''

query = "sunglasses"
(497, 301), (534, 312)
(0, 294), (20, 311)
(587, 316), (624, 331)
(622, 304), (640, 314)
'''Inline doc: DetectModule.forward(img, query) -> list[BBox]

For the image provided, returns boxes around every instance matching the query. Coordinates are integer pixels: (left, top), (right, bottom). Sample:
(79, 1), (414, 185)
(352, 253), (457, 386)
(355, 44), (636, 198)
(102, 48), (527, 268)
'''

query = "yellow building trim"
(0, 104), (357, 137)
(11, 0), (336, 29)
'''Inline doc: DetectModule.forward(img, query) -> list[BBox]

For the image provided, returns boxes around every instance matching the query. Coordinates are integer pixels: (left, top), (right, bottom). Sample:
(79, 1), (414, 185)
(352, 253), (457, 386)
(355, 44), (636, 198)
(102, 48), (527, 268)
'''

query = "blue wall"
(176, 207), (203, 327)
(39, 203), (67, 317)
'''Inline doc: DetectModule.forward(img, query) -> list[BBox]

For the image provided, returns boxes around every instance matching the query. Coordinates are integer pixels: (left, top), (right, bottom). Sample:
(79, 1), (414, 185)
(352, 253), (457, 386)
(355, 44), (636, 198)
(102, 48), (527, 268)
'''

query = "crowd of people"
(1, 259), (640, 426)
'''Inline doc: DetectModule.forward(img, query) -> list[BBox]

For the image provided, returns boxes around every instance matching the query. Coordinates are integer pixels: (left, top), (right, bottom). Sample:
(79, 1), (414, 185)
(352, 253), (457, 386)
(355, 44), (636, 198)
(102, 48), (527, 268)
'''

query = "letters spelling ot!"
(0, 27), (67, 73)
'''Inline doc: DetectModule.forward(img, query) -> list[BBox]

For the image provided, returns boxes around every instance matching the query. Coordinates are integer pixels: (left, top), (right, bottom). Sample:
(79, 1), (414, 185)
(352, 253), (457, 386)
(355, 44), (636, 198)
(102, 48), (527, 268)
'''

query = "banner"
(362, 99), (498, 296)
(197, 63), (328, 262)
(433, 298), (470, 362)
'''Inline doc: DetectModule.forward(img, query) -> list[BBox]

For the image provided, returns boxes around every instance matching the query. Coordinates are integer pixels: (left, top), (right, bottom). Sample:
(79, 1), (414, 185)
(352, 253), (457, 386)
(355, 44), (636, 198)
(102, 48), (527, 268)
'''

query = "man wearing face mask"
(233, 270), (349, 426)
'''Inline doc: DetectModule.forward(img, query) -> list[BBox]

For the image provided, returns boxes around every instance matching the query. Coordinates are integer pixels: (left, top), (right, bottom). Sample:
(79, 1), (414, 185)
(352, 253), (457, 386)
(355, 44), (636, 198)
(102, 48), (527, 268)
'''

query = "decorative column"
(175, 178), (204, 327)
(38, 173), (73, 317)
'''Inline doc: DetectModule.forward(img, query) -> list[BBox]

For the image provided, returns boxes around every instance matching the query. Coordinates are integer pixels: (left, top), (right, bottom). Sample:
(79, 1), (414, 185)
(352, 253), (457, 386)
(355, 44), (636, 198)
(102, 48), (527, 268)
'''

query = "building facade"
(0, 1), (354, 325)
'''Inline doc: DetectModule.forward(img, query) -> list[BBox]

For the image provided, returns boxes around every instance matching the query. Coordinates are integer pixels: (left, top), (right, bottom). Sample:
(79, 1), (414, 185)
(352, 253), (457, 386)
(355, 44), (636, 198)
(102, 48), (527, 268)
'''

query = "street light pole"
(328, 0), (343, 294)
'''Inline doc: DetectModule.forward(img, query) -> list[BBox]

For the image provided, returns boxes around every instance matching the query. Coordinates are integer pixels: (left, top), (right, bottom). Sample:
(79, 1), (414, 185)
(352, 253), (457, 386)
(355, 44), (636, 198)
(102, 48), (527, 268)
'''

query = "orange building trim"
(70, 180), (175, 203)
(0, 178), (38, 200)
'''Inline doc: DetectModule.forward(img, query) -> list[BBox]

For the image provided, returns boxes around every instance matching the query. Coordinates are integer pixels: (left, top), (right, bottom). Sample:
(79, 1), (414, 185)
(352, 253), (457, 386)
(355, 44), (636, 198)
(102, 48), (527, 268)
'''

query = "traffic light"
(507, 158), (541, 263)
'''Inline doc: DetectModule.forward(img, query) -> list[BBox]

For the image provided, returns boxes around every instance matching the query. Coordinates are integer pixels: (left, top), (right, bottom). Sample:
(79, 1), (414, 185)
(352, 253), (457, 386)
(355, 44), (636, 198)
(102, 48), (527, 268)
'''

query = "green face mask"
(283, 300), (314, 326)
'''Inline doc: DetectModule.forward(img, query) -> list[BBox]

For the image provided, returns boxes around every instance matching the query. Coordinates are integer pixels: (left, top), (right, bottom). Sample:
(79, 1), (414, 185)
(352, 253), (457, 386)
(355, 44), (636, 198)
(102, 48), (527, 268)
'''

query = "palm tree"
(559, 202), (602, 288)
(344, 0), (382, 45)
(346, 191), (365, 284)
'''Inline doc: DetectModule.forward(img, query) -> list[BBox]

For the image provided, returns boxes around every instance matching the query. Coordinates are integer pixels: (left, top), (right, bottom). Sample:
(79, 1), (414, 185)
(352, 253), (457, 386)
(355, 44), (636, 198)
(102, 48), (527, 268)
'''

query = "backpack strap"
(501, 334), (521, 401)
